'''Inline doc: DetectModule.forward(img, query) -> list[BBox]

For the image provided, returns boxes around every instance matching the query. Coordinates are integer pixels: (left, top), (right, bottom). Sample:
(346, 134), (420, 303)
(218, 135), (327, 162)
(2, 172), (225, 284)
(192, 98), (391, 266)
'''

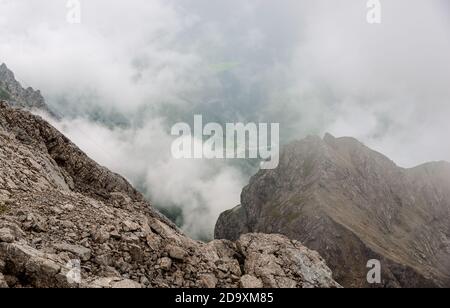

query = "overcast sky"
(1, 0), (450, 238)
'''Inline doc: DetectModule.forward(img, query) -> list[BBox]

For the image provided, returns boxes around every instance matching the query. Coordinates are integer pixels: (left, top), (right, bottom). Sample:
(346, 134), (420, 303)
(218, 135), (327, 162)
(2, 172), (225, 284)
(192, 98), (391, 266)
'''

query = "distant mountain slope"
(215, 134), (450, 287)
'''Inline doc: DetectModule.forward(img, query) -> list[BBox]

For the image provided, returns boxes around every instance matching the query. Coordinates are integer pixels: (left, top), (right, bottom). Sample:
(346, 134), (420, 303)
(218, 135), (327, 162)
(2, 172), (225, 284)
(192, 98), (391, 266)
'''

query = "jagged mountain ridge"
(215, 134), (450, 288)
(0, 100), (340, 288)
(0, 63), (54, 116)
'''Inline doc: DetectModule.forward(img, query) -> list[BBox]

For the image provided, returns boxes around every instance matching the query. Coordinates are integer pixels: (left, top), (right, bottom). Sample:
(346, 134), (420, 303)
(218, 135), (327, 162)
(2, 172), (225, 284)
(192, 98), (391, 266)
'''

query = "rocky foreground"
(216, 134), (450, 288)
(0, 101), (340, 288)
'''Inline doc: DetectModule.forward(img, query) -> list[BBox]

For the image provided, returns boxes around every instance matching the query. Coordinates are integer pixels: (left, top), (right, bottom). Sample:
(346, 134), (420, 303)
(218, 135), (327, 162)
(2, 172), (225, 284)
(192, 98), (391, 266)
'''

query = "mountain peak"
(323, 132), (335, 142)
(0, 63), (53, 115)
(216, 135), (450, 288)
(0, 63), (16, 83)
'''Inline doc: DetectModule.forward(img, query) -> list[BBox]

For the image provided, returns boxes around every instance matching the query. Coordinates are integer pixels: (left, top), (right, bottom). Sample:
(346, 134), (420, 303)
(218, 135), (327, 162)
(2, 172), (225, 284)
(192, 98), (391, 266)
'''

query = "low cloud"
(47, 116), (245, 239)
(2, 0), (450, 238)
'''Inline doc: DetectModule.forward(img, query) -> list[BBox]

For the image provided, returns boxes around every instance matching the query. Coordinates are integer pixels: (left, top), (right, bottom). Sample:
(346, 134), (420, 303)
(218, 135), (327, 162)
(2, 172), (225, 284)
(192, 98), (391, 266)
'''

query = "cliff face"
(216, 134), (450, 288)
(0, 64), (52, 114)
(0, 101), (339, 288)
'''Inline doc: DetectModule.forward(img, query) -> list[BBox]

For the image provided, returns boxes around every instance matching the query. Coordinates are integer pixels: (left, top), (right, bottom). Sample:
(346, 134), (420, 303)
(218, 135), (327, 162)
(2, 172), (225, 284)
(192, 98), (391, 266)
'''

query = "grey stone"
(111, 279), (142, 289)
(0, 228), (15, 243)
(0, 273), (8, 288)
(167, 245), (187, 261)
(240, 275), (263, 288)
(92, 228), (110, 244)
(122, 220), (140, 232)
(158, 257), (172, 271)
(199, 274), (218, 288)
(54, 243), (91, 261)
(129, 244), (143, 262)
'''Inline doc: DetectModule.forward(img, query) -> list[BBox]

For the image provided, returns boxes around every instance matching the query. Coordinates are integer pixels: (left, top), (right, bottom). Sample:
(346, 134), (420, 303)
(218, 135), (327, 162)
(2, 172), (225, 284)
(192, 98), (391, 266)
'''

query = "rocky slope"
(0, 101), (340, 288)
(216, 134), (450, 288)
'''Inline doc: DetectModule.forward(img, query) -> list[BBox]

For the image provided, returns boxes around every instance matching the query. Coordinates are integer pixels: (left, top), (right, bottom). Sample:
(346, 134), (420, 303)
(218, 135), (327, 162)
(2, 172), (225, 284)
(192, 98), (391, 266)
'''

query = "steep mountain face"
(0, 101), (339, 288)
(216, 134), (450, 288)
(0, 64), (53, 115)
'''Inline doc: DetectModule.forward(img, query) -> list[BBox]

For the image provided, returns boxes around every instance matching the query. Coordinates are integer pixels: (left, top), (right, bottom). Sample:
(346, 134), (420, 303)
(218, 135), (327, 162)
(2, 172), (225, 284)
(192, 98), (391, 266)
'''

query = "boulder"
(54, 244), (92, 262)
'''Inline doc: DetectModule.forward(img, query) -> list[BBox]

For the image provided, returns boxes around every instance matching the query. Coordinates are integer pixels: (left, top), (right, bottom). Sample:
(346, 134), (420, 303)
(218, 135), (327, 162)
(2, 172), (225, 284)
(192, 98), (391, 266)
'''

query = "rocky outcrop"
(216, 134), (450, 288)
(0, 64), (54, 116)
(235, 233), (338, 288)
(0, 101), (339, 288)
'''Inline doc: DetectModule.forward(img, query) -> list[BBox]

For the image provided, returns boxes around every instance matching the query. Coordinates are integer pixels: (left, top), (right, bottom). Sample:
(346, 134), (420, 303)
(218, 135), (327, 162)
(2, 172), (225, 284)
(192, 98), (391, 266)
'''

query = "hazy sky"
(1, 0), (450, 238)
